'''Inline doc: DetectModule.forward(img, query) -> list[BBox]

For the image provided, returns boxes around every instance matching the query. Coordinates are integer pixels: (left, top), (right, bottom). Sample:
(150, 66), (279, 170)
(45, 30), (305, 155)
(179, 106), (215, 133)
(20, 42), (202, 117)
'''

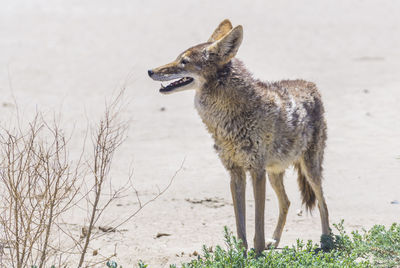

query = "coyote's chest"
(194, 92), (263, 168)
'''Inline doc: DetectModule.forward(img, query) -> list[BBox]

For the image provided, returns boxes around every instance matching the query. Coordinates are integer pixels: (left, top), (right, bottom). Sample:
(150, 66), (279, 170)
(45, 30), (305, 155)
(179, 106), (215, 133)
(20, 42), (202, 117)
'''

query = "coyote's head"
(148, 19), (243, 94)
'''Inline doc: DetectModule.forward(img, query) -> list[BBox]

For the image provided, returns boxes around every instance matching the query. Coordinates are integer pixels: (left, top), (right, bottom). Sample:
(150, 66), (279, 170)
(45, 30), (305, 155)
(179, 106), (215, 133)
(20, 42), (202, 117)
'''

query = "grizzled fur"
(149, 19), (330, 254)
(195, 59), (327, 208)
(195, 59), (325, 172)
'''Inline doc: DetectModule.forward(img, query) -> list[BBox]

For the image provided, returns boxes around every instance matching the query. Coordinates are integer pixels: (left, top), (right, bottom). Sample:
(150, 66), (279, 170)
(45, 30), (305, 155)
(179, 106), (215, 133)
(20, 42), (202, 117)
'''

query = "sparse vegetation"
(0, 91), (179, 267)
(0, 114), (82, 267)
(161, 221), (400, 268)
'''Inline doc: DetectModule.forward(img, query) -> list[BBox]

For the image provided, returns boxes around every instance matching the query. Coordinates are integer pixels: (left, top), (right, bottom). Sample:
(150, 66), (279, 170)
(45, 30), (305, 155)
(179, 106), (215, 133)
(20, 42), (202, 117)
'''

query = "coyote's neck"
(197, 58), (257, 111)
(194, 58), (260, 138)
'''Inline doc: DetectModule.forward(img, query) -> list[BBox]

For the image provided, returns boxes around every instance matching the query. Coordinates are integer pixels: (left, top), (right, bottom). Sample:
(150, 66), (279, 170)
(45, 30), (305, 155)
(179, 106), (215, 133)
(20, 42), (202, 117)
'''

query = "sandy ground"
(1, 0), (400, 267)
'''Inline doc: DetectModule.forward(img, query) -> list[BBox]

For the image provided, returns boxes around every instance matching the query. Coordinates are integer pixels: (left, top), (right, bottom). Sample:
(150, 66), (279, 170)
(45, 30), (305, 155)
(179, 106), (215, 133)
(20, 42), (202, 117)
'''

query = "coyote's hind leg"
(267, 171), (290, 248)
(299, 152), (330, 237)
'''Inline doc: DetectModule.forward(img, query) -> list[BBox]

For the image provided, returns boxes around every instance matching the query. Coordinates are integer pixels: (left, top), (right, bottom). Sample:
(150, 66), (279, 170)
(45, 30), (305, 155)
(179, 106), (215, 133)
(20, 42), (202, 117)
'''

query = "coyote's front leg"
(229, 166), (247, 250)
(250, 168), (266, 254)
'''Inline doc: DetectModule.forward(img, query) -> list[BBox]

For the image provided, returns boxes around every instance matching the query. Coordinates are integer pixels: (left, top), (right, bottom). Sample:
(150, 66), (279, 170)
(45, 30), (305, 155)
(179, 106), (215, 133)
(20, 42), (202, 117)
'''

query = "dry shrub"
(0, 91), (179, 267)
(0, 114), (81, 267)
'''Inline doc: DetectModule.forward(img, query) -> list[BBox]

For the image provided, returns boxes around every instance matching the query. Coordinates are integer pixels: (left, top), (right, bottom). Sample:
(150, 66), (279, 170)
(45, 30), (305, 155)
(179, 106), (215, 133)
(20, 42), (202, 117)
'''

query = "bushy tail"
(296, 165), (316, 212)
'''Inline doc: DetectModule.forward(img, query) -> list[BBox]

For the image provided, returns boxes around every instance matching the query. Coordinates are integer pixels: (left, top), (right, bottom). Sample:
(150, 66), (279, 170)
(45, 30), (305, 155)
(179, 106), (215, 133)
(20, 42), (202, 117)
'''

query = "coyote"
(148, 19), (330, 253)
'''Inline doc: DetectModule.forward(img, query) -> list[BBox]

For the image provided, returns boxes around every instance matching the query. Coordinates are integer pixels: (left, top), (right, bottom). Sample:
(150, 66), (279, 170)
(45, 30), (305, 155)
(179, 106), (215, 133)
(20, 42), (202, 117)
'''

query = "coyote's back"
(148, 19), (330, 254)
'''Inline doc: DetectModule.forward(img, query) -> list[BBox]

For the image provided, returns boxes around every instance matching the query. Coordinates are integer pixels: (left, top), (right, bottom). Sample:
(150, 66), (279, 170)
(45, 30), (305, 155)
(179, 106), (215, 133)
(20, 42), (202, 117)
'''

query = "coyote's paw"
(265, 238), (278, 249)
(320, 233), (335, 252)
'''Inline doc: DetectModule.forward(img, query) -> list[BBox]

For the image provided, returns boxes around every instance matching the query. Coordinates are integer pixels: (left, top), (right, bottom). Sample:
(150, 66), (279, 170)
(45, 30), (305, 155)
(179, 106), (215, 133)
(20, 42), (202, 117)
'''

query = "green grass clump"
(164, 221), (400, 268)
(333, 221), (400, 267)
(104, 221), (399, 267)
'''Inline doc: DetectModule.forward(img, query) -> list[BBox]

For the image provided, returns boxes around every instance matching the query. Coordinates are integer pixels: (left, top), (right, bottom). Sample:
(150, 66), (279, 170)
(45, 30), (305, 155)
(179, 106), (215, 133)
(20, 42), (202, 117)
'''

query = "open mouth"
(159, 77), (194, 93)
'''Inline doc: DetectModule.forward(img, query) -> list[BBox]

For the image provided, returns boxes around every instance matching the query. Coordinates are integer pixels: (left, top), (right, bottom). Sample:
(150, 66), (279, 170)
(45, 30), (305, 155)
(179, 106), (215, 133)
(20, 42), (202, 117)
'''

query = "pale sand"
(1, 0), (399, 266)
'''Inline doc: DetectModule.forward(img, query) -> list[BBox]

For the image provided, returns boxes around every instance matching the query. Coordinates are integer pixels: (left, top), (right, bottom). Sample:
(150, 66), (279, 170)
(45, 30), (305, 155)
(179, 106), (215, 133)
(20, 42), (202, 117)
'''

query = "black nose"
(148, 70), (154, 77)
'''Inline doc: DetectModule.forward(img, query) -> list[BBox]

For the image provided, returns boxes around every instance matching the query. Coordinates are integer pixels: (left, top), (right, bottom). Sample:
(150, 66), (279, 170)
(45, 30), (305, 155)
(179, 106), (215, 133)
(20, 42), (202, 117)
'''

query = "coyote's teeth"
(158, 77), (194, 93)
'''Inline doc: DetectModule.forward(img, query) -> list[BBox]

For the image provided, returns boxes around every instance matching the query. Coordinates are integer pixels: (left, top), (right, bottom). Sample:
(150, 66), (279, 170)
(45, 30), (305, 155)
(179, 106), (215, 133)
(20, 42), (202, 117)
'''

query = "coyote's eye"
(181, 58), (189, 65)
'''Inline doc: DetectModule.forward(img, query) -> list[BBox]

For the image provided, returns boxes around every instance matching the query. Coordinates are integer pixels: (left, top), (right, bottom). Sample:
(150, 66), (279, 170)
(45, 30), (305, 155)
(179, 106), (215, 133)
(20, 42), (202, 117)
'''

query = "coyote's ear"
(206, 25), (243, 64)
(207, 19), (233, 42)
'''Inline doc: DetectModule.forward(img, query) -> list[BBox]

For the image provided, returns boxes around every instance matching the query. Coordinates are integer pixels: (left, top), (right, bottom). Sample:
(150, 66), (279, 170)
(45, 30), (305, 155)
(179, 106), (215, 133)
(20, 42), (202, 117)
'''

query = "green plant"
(137, 260), (148, 268)
(334, 221), (400, 267)
(106, 260), (122, 268)
(139, 221), (400, 268)
(174, 227), (367, 268)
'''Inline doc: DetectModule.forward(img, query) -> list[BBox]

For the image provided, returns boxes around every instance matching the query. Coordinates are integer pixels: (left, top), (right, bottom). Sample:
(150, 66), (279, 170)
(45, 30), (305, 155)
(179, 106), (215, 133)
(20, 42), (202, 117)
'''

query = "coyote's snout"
(149, 19), (330, 254)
